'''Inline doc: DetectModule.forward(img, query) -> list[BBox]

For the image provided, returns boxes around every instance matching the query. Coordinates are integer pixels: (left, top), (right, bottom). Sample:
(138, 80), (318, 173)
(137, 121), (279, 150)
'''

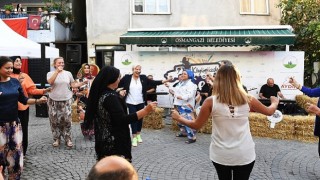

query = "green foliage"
(43, 0), (73, 24)
(3, 4), (14, 11)
(278, 0), (320, 87)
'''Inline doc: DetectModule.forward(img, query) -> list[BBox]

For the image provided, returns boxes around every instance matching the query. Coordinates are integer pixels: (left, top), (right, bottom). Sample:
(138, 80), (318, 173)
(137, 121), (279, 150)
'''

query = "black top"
(200, 83), (212, 105)
(119, 74), (163, 104)
(94, 88), (138, 161)
(259, 84), (281, 98)
(146, 83), (157, 102)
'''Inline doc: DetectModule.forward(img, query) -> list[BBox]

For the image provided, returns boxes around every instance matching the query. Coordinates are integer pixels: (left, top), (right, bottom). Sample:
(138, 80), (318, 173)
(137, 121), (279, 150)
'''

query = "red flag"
(3, 18), (28, 37)
(28, 15), (41, 30)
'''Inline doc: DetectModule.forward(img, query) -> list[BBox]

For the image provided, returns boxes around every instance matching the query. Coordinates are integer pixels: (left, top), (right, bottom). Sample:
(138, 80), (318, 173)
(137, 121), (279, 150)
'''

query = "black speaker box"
(66, 44), (81, 64)
(35, 103), (49, 117)
(34, 95), (48, 117)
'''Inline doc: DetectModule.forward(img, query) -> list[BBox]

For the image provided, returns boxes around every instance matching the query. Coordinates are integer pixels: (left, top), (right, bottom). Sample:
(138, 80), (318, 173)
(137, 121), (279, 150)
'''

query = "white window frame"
(239, 0), (269, 15)
(133, 0), (171, 14)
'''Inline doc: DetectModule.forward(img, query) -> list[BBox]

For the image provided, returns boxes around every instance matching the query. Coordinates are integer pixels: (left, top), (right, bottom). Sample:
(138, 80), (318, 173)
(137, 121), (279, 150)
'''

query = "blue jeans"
(127, 103), (145, 134)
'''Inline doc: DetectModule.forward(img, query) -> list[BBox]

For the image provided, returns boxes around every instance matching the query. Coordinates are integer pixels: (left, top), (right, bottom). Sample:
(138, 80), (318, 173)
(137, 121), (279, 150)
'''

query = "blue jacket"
(118, 74), (163, 104)
(301, 86), (320, 136)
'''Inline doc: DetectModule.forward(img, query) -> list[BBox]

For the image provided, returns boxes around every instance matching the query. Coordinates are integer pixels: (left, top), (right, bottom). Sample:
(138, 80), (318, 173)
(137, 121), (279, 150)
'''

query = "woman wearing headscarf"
(172, 64), (279, 180)
(169, 69), (198, 144)
(84, 66), (157, 162)
(118, 64), (171, 147)
(75, 64), (96, 138)
(10, 56), (50, 155)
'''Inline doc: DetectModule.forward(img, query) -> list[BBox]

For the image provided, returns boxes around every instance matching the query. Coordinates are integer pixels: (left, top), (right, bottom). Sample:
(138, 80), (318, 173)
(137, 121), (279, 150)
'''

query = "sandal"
(66, 140), (73, 147)
(52, 140), (60, 147)
(176, 133), (187, 137)
(185, 139), (196, 144)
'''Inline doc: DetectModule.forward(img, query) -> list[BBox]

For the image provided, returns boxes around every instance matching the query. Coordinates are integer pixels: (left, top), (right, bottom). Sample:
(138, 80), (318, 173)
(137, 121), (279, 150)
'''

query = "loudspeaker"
(66, 44), (81, 64)
(34, 95), (48, 117)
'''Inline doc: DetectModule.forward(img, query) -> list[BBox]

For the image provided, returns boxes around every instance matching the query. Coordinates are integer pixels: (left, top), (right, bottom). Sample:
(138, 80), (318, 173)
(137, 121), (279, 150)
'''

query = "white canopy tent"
(0, 19), (59, 58)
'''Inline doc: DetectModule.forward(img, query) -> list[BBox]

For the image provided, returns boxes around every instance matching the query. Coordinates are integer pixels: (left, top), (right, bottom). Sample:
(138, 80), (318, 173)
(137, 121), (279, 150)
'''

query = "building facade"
(86, 0), (282, 66)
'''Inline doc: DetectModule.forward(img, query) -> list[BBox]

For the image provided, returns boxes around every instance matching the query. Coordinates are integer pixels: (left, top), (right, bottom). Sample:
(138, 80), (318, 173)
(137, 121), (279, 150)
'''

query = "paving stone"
(17, 106), (320, 180)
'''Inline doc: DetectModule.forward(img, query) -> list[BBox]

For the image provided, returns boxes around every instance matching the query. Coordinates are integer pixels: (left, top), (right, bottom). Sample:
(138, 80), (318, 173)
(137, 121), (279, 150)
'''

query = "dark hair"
(87, 167), (134, 180)
(0, 56), (13, 68)
(16, 4), (23, 12)
(84, 66), (120, 128)
(9, 56), (21, 61)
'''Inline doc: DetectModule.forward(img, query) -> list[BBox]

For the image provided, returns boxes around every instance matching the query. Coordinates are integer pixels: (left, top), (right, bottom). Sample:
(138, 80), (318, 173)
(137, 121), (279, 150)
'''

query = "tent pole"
(41, 43), (46, 88)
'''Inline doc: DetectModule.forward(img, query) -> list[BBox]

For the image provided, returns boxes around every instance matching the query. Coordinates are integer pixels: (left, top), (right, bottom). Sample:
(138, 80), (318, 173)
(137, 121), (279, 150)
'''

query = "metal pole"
(41, 43), (46, 88)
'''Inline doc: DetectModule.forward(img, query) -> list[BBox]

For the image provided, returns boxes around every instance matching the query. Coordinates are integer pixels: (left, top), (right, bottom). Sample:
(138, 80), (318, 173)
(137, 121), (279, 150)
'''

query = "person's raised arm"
(171, 97), (212, 130)
(278, 91), (285, 99)
(136, 102), (157, 119)
(249, 96), (279, 116)
(306, 102), (320, 116)
(47, 67), (63, 85)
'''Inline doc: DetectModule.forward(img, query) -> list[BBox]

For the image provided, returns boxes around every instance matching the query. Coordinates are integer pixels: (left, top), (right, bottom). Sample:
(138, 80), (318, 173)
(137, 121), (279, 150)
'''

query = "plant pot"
(5, 10), (11, 15)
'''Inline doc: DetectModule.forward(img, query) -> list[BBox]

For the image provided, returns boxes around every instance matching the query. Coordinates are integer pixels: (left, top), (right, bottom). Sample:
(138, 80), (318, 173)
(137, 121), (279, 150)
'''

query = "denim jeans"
(127, 103), (145, 134)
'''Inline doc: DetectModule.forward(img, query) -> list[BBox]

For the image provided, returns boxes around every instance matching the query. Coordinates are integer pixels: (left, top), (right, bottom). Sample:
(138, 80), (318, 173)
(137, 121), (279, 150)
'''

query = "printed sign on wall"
(115, 51), (304, 108)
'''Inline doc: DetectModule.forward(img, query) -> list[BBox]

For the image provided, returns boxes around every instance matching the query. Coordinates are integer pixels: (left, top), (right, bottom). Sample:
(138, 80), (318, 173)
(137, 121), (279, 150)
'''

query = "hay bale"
(171, 119), (180, 131)
(294, 115), (317, 142)
(71, 101), (80, 122)
(249, 113), (295, 140)
(143, 107), (164, 129)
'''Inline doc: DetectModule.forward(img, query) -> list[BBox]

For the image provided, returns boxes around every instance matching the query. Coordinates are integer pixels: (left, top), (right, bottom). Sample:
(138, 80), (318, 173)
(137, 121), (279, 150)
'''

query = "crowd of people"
(1, 55), (320, 180)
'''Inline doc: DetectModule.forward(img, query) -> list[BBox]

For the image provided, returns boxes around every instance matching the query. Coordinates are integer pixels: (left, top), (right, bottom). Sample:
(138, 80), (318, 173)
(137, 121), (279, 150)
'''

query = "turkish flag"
(28, 15), (41, 30)
(3, 17), (28, 37)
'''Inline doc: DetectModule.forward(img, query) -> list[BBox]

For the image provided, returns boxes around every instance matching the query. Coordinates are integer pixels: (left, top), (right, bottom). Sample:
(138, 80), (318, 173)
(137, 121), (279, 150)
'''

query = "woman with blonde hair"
(119, 64), (171, 147)
(47, 57), (87, 148)
(172, 64), (279, 180)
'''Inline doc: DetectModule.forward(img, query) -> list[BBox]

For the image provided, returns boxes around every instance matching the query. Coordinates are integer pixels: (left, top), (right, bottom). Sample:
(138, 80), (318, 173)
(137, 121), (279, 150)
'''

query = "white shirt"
(47, 70), (74, 101)
(171, 79), (197, 108)
(209, 95), (255, 165)
(126, 77), (144, 105)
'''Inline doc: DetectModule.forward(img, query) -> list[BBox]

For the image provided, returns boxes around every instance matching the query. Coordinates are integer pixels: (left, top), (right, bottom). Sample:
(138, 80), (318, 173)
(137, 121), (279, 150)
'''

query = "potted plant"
(3, 4), (14, 15)
(43, 0), (73, 24)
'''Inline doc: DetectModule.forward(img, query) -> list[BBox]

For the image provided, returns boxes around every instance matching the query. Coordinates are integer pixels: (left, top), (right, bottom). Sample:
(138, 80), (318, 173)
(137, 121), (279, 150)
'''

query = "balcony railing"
(0, 12), (51, 30)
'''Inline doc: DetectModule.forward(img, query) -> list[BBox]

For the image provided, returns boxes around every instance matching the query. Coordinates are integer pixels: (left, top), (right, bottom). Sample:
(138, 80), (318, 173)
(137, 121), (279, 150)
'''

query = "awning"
(120, 26), (295, 47)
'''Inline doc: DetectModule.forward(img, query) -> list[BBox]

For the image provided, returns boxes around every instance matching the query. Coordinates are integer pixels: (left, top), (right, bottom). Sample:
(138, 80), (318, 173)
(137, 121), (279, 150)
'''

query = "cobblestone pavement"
(21, 106), (320, 180)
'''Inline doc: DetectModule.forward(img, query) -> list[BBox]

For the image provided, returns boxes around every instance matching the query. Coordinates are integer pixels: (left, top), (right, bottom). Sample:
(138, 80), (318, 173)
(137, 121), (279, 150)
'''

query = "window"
(240, 0), (269, 15)
(134, 0), (170, 14)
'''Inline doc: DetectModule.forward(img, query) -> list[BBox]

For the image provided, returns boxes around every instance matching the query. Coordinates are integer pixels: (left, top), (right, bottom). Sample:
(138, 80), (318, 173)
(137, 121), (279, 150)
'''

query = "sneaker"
(136, 134), (143, 143)
(132, 137), (138, 147)
(52, 139), (60, 147)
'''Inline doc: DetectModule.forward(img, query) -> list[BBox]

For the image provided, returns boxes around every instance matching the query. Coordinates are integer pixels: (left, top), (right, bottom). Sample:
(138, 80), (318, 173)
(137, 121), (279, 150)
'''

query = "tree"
(278, 0), (320, 87)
